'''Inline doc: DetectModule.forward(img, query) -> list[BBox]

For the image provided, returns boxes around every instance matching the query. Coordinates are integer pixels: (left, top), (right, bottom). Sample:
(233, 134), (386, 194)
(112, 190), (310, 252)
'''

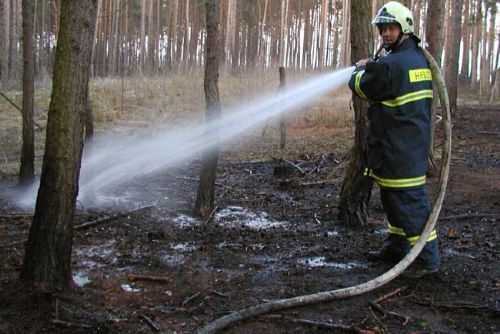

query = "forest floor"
(0, 102), (499, 334)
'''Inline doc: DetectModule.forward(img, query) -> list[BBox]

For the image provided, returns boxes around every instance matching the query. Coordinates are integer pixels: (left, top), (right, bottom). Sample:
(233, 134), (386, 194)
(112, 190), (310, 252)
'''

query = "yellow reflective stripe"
(355, 70), (368, 100)
(381, 89), (433, 107)
(409, 69), (432, 82)
(388, 224), (438, 245)
(367, 170), (426, 188)
(388, 224), (405, 236)
(407, 230), (438, 245)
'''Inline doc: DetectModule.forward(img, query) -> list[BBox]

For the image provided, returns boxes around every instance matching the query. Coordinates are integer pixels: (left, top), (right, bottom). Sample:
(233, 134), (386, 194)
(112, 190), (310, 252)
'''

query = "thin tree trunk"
(340, 0), (350, 67)
(0, 0), (9, 83)
(338, 0), (373, 227)
(193, 0), (221, 220)
(478, 2), (489, 103)
(258, 0), (268, 68)
(459, 0), (470, 82)
(470, 0), (482, 90)
(426, 0), (446, 174)
(8, 0), (18, 80)
(444, 0), (464, 113)
(20, 0), (35, 185)
(21, 0), (97, 292)
(139, 0), (146, 74)
(319, 0), (328, 68)
(279, 66), (286, 148)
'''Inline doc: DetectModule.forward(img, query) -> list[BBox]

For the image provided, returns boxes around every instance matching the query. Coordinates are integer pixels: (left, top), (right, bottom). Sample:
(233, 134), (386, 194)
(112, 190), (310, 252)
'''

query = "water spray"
(196, 50), (451, 334)
(13, 67), (355, 208)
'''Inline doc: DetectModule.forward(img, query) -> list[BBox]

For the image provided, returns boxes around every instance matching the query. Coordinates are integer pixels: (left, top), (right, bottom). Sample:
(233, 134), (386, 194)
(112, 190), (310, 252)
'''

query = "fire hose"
(197, 49), (451, 334)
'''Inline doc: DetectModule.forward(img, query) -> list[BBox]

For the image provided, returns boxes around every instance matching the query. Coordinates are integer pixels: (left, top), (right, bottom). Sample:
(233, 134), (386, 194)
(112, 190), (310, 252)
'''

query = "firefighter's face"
(379, 23), (401, 46)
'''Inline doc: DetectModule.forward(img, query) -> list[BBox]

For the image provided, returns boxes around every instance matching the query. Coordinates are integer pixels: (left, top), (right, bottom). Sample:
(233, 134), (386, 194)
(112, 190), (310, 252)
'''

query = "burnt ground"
(0, 104), (499, 334)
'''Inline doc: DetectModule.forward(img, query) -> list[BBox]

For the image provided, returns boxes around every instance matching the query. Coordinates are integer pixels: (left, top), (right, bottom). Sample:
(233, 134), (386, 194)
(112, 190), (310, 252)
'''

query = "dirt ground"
(0, 103), (499, 334)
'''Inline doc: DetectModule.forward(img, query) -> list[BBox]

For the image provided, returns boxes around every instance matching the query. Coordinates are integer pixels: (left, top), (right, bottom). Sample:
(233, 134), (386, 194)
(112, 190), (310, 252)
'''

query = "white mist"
(14, 67), (355, 208)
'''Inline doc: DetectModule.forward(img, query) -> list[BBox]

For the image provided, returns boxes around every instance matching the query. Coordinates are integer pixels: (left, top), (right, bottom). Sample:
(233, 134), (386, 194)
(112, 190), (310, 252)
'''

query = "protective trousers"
(380, 187), (440, 270)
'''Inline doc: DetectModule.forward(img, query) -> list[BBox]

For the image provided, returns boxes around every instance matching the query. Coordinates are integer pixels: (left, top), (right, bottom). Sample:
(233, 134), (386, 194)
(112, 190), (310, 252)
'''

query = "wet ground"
(0, 104), (499, 333)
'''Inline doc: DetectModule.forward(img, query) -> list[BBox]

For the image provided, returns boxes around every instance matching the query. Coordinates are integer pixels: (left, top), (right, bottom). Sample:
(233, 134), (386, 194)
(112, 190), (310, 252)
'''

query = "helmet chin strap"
(383, 31), (404, 52)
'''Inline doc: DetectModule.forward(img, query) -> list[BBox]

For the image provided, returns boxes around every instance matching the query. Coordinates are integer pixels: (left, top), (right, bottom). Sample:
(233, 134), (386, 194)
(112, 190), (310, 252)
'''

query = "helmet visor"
(372, 16), (399, 25)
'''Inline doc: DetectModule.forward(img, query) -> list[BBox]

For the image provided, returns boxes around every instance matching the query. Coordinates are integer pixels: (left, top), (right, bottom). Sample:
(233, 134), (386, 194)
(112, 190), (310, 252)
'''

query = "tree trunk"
(340, 0), (350, 67)
(279, 66), (286, 148)
(20, 0), (35, 185)
(147, 0), (155, 74)
(459, 0), (470, 82)
(478, 3), (489, 104)
(8, 0), (18, 80)
(139, 0), (146, 74)
(21, 0), (97, 292)
(444, 0), (464, 114)
(193, 0), (221, 220)
(0, 0), (9, 83)
(425, 0), (446, 174)
(470, 0), (482, 90)
(319, 0), (328, 68)
(279, 0), (289, 67)
(84, 87), (94, 142)
(338, 0), (373, 227)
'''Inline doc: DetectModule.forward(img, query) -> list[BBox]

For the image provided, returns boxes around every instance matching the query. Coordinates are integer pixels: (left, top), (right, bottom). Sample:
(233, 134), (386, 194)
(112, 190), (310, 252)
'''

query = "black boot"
(367, 238), (407, 263)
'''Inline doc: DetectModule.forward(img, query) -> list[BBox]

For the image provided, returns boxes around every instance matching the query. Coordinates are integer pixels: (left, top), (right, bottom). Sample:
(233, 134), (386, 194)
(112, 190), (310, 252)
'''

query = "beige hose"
(197, 49), (451, 334)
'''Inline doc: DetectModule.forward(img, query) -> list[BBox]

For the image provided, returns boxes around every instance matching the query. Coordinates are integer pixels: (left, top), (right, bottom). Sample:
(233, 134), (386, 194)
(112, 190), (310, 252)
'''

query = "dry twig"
(182, 292), (201, 306)
(372, 286), (407, 304)
(139, 314), (160, 333)
(50, 319), (92, 329)
(265, 314), (374, 334)
(438, 213), (498, 221)
(74, 203), (158, 230)
(368, 301), (411, 325)
(127, 273), (170, 283)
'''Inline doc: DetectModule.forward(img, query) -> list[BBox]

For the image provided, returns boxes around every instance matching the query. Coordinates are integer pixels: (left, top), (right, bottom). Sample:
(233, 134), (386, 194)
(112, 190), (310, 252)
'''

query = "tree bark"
(21, 0), (97, 292)
(340, 0), (350, 67)
(470, 0), (482, 91)
(459, 0), (470, 82)
(425, 0), (446, 174)
(20, 0), (36, 185)
(0, 0), (8, 83)
(279, 66), (286, 148)
(193, 0), (221, 220)
(444, 0), (464, 114)
(338, 0), (373, 227)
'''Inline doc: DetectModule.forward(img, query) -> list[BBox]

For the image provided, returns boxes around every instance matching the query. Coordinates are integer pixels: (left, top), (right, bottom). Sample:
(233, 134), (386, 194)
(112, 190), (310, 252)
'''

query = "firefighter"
(348, 1), (440, 278)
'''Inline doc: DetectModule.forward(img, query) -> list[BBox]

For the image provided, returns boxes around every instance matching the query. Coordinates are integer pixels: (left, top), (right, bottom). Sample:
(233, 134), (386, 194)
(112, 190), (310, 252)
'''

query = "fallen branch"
(372, 286), (407, 304)
(298, 178), (343, 187)
(50, 319), (92, 329)
(182, 292), (201, 306)
(176, 176), (225, 187)
(438, 213), (499, 221)
(127, 273), (170, 283)
(306, 154), (326, 175)
(368, 301), (411, 325)
(265, 314), (374, 334)
(0, 213), (33, 219)
(412, 298), (499, 313)
(477, 131), (500, 135)
(139, 314), (160, 333)
(74, 203), (158, 230)
(203, 206), (218, 224)
(0, 92), (43, 130)
(0, 91), (22, 112)
(282, 159), (306, 175)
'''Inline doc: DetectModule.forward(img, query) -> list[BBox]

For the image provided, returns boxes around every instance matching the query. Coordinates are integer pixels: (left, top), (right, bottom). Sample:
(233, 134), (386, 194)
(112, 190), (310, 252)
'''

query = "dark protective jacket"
(349, 36), (433, 189)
